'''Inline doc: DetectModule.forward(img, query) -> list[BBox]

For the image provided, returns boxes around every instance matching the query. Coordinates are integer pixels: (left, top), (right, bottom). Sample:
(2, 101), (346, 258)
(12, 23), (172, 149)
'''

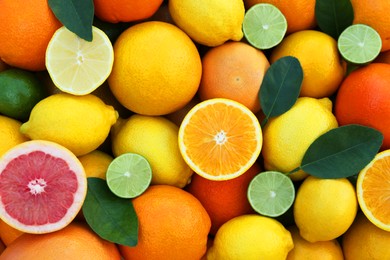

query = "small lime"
(106, 153), (152, 198)
(247, 171), (295, 217)
(0, 69), (48, 121)
(338, 24), (382, 64)
(242, 3), (287, 50)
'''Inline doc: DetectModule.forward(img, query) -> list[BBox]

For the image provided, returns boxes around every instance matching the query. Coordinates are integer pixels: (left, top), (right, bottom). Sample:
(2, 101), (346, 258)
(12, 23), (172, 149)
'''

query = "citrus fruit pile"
(1, 0), (390, 259)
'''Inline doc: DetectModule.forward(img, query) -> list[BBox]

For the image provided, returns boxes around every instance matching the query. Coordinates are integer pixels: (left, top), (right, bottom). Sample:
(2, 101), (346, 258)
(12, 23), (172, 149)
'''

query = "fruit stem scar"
(28, 178), (47, 195)
(214, 130), (227, 145)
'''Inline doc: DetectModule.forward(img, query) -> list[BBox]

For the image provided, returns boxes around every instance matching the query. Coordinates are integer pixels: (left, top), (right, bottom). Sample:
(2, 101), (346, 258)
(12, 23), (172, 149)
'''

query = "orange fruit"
(356, 149), (390, 231)
(0, 219), (24, 246)
(286, 225), (344, 260)
(351, 0), (390, 52)
(244, 0), (316, 34)
(0, 140), (87, 234)
(0, 0), (62, 71)
(342, 213), (390, 260)
(178, 98), (263, 181)
(186, 162), (261, 235)
(0, 115), (29, 158)
(198, 41), (270, 113)
(270, 30), (345, 98)
(334, 63), (390, 150)
(0, 222), (121, 259)
(93, 0), (164, 23)
(119, 185), (211, 260)
(108, 21), (202, 116)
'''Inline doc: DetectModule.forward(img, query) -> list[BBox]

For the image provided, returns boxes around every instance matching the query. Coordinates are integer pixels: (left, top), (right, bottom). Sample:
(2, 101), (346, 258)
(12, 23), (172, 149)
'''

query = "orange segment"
(178, 98), (262, 181)
(357, 149), (390, 231)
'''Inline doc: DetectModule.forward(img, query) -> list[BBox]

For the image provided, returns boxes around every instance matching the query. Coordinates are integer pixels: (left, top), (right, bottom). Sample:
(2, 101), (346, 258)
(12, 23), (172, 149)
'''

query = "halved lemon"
(45, 26), (114, 95)
(178, 98), (262, 181)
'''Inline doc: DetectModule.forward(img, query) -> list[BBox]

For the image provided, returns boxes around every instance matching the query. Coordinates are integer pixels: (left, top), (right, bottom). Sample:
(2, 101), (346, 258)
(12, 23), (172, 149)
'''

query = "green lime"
(0, 69), (48, 121)
(247, 171), (295, 217)
(242, 3), (287, 50)
(106, 153), (152, 198)
(338, 24), (382, 64)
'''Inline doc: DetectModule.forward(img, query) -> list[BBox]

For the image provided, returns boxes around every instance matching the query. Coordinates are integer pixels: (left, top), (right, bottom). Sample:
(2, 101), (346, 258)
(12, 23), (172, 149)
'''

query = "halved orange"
(357, 149), (390, 231)
(178, 98), (262, 181)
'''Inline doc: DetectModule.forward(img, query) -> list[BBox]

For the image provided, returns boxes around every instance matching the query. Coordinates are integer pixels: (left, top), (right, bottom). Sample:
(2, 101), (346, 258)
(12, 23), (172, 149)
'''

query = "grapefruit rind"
(0, 140), (87, 234)
(357, 149), (390, 231)
(178, 98), (262, 181)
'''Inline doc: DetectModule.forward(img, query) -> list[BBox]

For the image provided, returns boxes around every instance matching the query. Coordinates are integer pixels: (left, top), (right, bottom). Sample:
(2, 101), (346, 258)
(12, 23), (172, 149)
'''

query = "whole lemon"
(270, 30), (345, 98)
(0, 115), (29, 158)
(261, 97), (338, 181)
(111, 115), (193, 188)
(108, 21), (201, 116)
(294, 176), (358, 242)
(207, 214), (293, 260)
(20, 93), (118, 156)
(169, 0), (245, 46)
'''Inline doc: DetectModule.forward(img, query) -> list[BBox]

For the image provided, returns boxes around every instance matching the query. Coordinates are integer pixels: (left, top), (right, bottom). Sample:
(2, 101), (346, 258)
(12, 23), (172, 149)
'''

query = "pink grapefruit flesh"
(0, 140), (87, 234)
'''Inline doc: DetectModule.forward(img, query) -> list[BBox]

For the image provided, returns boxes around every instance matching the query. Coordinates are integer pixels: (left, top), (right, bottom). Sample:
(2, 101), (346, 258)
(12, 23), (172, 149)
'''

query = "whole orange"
(0, 219), (24, 246)
(93, 0), (164, 23)
(244, 0), (316, 34)
(119, 185), (211, 260)
(335, 63), (390, 150)
(0, 222), (121, 259)
(186, 162), (262, 235)
(351, 0), (390, 52)
(198, 41), (269, 113)
(0, 0), (62, 71)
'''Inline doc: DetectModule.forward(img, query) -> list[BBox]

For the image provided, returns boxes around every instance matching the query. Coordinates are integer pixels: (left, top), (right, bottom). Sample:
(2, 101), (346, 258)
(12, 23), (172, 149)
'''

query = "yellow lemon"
(78, 150), (113, 180)
(20, 93), (118, 156)
(108, 21), (201, 116)
(261, 97), (338, 181)
(286, 225), (344, 260)
(111, 115), (193, 188)
(0, 115), (29, 158)
(342, 212), (390, 260)
(168, 0), (245, 46)
(294, 176), (358, 242)
(270, 30), (346, 98)
(207, 214), (293, 260)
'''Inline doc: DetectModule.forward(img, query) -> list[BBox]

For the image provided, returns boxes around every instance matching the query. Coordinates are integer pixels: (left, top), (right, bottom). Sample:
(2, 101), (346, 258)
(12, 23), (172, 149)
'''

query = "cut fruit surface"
(106, 153), (152, 198)
(247, 171), (295, 217)
(243, 3), (287, 50)
(357, 149), (390, 231)
(178, 98), (262, 181)
(338, 24), (382, 64)
(45, 26), (114, 95)
(0, 140), (87, 234)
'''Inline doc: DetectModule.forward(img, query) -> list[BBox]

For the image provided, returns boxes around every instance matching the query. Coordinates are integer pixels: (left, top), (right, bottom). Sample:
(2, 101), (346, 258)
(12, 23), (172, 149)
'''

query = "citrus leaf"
(299, 124), (383, 179)
(259, 56), (302, 127)
(48, 0), (94, 41)
(82, 178), (138, 247)
(315, 0), (354, 39)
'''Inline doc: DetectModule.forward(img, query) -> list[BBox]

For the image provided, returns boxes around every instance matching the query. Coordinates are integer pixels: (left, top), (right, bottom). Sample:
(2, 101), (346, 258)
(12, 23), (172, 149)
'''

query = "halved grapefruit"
(0, 140), (87, 234)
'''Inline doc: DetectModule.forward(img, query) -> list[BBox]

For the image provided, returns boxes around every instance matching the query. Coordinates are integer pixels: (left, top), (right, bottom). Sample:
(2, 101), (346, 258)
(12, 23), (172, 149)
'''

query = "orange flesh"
(182, 102), (260, 178)
(361, 156), (390, 225)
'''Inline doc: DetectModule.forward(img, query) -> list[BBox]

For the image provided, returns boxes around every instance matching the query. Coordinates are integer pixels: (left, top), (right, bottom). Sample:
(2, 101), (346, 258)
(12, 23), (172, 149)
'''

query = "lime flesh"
(106, 153), (152, 198)
(247, 171), (295, 217)
(338, 24), (382, 64)
(242, 3), (287, 50)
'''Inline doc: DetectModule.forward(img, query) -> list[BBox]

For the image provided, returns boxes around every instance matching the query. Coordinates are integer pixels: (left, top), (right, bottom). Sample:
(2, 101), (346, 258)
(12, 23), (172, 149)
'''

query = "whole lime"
(0, 69), (47, 121)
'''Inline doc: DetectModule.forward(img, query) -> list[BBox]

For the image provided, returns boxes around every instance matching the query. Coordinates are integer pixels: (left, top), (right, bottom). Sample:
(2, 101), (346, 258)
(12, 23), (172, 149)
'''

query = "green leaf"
(298, 124), (383, 179)
(259, 56), (303, 127)
(315, 0), (354, 39)
(82, 178), (138, 246)
(48, 0), (94, 41)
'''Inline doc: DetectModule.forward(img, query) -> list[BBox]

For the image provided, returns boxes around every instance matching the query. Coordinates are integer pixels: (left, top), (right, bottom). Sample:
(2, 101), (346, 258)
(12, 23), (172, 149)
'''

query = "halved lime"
(247, 171), (295, 217)
(242, 3), (287, 50)
(338, 24), (382, 64)
(106, 153), (152, 198)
